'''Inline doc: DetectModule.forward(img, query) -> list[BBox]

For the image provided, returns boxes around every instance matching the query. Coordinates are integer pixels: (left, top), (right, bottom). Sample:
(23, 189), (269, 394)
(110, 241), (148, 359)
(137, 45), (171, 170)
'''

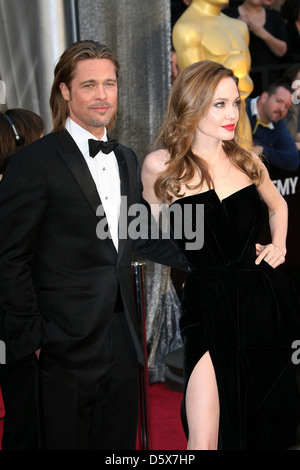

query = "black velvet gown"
(170, 184), (300, 450)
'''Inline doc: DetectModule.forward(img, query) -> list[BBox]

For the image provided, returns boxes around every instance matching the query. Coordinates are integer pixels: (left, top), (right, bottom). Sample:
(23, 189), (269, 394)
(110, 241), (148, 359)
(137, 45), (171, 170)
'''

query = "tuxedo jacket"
(0, 130), (187, 367)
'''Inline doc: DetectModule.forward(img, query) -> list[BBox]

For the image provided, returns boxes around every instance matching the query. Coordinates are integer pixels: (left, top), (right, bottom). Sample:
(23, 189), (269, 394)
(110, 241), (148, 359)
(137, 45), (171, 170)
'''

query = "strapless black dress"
(170, 184), (300, 449)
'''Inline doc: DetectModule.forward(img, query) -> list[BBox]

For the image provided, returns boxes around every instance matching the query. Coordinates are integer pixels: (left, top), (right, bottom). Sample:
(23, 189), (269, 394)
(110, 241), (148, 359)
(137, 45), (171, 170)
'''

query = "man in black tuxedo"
(0, 40), (187, 450)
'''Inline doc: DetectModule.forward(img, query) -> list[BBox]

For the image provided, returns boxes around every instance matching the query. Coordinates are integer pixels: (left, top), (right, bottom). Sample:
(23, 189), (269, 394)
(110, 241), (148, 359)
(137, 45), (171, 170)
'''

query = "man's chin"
(90, 120), (105, 128)
(91, 114), (116, 129)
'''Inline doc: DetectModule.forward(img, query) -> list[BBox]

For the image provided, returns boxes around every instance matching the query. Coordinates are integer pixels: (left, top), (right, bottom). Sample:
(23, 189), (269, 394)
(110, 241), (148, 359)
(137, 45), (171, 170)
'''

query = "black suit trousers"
(0, 358), (40, 450)
(38, 311), (139, 450)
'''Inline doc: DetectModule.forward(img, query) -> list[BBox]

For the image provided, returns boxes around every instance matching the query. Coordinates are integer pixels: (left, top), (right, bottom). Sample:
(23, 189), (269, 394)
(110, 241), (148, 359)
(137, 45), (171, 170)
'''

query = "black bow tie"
(88, 138), (118, 157)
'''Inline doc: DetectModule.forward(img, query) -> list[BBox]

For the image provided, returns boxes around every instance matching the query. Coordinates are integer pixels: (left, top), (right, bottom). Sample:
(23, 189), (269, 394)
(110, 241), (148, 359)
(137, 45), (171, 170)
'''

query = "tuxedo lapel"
(56, 130), (103, 220)
(114, 146), (130, 199)
(114, 146), (130, 260)
(56, 131), (132, 259)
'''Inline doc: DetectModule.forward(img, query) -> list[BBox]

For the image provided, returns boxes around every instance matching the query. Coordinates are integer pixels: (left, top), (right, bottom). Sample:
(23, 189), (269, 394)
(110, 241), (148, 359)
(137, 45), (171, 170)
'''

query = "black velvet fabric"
(170, 184), (300, 449)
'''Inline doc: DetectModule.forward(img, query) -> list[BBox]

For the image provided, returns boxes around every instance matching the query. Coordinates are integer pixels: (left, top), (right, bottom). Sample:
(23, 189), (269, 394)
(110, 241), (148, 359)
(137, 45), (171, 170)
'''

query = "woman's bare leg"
(185, 351), (219, 450)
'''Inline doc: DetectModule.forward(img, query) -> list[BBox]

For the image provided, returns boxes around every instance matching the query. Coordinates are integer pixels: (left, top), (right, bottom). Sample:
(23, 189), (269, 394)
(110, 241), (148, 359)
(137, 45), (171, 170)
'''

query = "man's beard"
(90, 112), (116, 128)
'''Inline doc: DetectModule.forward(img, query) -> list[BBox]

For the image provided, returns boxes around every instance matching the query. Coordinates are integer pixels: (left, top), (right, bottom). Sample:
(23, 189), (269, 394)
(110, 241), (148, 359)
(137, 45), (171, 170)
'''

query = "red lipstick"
(222, 124), (235, 131)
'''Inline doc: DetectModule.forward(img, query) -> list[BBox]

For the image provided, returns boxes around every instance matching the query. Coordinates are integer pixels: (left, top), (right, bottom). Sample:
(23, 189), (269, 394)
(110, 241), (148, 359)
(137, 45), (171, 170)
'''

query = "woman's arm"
(240, 14), (287, 57)
(254, 155), (288, 268)
(251, 23), (287, 57)
(136, 150), (189, 271)
(141, 149), (169, 220)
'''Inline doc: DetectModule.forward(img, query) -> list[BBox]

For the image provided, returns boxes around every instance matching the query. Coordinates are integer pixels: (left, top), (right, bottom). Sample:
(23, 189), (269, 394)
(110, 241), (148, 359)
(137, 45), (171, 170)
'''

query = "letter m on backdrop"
(0, 340), (6, 364)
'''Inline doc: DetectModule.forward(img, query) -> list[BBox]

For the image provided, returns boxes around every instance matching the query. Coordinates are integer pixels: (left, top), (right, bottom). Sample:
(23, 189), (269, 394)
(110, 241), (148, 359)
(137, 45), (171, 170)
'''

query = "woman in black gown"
(142, 60), (300, 450)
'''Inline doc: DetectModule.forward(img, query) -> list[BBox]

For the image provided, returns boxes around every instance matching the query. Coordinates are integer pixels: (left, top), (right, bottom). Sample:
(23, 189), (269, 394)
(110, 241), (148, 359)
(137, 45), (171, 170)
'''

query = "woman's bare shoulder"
(143, 149), (170, 174)
(249, 149), (261, 161)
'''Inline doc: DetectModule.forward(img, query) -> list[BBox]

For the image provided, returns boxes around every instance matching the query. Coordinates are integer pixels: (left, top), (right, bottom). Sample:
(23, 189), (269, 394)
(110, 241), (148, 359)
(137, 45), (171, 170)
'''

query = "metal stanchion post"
(131, 261), (150, 450)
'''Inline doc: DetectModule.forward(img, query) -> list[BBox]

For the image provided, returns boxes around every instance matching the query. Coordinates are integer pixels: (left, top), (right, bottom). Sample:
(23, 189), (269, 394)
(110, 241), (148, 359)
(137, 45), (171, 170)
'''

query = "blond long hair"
(50, 40), (120, 133)
(155, 60), (263, 201)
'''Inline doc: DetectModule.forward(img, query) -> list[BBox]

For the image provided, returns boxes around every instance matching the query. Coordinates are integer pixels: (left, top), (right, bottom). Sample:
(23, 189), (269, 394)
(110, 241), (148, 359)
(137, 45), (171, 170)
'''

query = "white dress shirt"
(65, 117), (121, 250)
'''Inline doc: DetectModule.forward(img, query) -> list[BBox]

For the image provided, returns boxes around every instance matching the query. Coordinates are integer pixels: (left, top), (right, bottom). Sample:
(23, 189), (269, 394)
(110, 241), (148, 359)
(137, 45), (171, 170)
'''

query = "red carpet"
(0, 382), (187, 450)
(148, 382), (187, 450)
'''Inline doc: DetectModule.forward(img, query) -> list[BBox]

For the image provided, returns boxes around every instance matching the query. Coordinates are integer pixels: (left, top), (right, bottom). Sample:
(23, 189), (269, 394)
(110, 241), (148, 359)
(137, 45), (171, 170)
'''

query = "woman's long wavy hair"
(154, 60), (263, 202)
(50, 40), (120, 132)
